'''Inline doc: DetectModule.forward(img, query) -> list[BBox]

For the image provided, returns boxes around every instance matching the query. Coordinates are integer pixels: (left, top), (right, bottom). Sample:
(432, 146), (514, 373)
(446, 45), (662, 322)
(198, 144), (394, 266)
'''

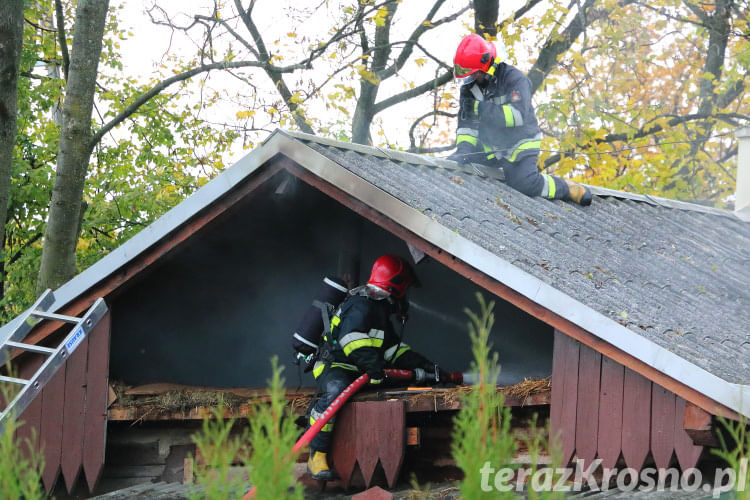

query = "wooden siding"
(11, 310), (111, 494)
(331, 401), (406, 489)
(550, 330), (704, 472)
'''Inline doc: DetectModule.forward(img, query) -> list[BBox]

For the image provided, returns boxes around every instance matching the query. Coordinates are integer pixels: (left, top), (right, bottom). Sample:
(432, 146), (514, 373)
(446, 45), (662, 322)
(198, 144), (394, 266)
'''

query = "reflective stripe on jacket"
(456, 61), (541, 161)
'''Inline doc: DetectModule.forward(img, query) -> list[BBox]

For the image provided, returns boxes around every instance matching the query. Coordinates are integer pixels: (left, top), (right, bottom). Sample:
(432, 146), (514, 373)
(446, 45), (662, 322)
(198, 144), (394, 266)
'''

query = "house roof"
(3, 128), (749, 416)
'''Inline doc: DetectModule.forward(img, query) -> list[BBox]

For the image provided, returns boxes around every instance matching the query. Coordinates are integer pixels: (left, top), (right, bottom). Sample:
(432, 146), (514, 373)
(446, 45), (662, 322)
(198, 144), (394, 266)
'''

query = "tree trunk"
(37, 0), (109, 293)
(0, 0), (24, 299)
(473, 0), (499, 37)
(527, 0), (598, 94)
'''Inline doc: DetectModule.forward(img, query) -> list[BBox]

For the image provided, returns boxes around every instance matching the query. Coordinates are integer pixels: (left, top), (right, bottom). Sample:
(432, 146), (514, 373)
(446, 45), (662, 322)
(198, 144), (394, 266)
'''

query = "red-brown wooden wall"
(550, 330), (703, 471)
(13, 310), (111, 494)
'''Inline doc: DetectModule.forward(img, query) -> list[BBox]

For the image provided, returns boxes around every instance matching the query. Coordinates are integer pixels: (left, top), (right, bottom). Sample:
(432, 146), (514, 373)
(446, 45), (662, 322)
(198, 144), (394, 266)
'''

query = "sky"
(112, 0), (517, 161)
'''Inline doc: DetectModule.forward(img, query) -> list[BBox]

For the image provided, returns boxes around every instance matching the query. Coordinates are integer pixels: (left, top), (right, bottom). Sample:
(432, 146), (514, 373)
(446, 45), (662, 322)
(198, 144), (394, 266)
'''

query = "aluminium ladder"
(0, 289), (108, 433)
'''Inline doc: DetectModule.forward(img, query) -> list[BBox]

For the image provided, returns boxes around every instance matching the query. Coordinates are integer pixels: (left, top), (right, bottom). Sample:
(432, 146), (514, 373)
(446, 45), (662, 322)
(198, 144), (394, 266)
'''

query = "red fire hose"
(241, 368), (419, 499)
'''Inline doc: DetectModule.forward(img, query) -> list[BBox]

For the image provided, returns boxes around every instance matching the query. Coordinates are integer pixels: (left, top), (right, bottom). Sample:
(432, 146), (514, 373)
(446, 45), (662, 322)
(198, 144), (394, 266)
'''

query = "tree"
(0, 0), (24, 299)
(536, 0), (749, 204)
(148, 0), (469, 145)
(37, 0), (111, 293)
(33, 0), (269, 293)
(2, 0), (746, 314)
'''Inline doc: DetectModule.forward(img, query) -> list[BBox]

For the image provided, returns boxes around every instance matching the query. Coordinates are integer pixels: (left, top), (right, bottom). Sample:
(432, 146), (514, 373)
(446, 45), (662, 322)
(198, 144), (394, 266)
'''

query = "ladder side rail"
(0, 290), (56, 366)
(0, 298), (108, 433)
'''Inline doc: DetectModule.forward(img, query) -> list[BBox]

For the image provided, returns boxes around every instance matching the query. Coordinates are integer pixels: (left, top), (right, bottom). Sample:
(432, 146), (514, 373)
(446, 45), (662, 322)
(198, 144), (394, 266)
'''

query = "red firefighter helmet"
(453, 34), (497, 78)
(367, 255), (418, 298)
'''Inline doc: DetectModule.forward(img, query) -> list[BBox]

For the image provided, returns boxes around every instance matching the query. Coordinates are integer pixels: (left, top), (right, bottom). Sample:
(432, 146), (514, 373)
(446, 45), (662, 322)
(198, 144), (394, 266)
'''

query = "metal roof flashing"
(278, 129), (743, 221)
(3, 129), (748, 418)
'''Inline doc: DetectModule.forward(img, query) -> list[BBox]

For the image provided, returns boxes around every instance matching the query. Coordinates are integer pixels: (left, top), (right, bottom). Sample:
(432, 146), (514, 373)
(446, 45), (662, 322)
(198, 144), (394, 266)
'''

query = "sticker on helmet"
(511, 90), (521, 102)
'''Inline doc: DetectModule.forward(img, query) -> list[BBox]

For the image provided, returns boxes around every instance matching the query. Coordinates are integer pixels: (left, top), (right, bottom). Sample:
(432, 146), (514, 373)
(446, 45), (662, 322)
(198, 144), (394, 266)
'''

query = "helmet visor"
(453, 62), (474, 79)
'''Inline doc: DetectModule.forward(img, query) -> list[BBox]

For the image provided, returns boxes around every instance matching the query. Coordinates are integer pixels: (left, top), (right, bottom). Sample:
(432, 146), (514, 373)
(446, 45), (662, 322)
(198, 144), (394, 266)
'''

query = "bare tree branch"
(90, 59), (266, 148)
(54, 0), (70, 79)
(498, 0), (546, 32)
(408, 109), (454, 150)
(372, 70), (452, 114)
(233, 0), (314, 133)
(379, 1), (468, 80)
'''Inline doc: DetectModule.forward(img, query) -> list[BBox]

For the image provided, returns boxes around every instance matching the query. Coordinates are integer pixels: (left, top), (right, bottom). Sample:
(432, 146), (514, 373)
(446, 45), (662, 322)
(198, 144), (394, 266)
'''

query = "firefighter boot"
(564, 179), (593, 206)
(307, 450), (336, 481)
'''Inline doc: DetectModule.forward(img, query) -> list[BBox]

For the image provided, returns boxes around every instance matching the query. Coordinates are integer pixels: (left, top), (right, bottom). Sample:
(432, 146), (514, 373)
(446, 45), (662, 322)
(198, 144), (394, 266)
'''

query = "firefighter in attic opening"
(305, 254), (447, 481)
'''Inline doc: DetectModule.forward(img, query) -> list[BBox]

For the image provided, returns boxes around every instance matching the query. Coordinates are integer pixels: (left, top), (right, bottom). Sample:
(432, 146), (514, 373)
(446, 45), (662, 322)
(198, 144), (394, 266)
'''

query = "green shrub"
(188, 400), (247, 500)
(713, 413), (750, 499)
(188, 356), (301, 500)
(245, 356), (302, 500)
(0, 369), (46, 500)
(452, 293), (517, 499)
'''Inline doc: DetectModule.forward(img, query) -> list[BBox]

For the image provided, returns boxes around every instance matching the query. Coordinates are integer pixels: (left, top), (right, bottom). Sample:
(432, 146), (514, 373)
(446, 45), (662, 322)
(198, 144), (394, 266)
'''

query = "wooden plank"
(331, 403), (358, 489)
(376, 401), (405, 488)
(683, 401), (717, 447)
(61, 336), (89, 492)
(597, 356), (624, 470)
(280, 158), (741, 421)
(355, 402), (383, 488)
(552, 333), (580, 466)
(550, 330), (567, 451)
(621, 368), (651, 470)
(559, 333), (580, 466)
(674, 397), (703, 471)
(40, 365), (66, 492)
(651, 384), (676, 470)
(575, 344), (601, 469)
(83, 311), (111, 493)
(13, 354), (45, 462)
(106, 387), (551, 422)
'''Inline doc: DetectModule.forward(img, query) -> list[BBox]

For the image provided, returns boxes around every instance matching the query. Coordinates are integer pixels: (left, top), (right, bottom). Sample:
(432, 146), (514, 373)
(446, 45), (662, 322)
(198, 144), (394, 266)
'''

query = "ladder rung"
(29, 310), (80, 323)
(4, 341), (56, 355)
(0, 375), (30, 386)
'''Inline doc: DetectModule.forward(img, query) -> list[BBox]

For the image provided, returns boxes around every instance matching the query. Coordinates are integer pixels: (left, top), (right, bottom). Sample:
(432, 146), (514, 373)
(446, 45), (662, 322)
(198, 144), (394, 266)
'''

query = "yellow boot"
(564, 179), (593, 206)
(307, 450), (336, 481)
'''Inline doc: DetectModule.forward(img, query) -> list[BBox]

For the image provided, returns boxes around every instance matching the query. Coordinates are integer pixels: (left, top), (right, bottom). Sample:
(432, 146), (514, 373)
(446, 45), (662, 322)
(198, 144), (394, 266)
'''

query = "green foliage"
(452, 293), (517, 499)
(245, 357), (303, 500)
(188, 401), (248, 500)
(0, 367), (46, 499)
(3, 0), (237, 319)
(535, 1), (749, 205)
(713, 413), (750, 499)
(523, 415), (564, 500)
(188, 357), (301, 500)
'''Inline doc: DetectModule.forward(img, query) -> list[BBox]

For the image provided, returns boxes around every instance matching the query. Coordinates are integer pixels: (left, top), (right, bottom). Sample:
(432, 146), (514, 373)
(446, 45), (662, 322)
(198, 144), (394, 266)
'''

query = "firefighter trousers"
(307, 366), (358, 453)
(482, 151), (571, 201)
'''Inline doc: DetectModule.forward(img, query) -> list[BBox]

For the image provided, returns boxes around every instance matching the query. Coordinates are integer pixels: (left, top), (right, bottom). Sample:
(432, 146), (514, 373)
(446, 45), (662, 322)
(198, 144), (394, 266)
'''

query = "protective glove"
(367, 367), (385, 385)
(446, 141), (476, 164)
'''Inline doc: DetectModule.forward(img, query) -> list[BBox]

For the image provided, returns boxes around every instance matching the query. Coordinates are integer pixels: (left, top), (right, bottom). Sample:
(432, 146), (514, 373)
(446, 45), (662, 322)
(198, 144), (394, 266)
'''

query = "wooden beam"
(683, 400), (718, 447)
(107, 387), (551, 422)
(279, 158), (740, 421)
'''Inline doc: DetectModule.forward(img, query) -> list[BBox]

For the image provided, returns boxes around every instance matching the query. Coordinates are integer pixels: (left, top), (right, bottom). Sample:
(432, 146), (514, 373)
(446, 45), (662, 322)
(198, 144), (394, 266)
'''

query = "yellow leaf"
(414, 58), (427, 67)
(236, 110), (256, 119)
(287, 32), (297, 38)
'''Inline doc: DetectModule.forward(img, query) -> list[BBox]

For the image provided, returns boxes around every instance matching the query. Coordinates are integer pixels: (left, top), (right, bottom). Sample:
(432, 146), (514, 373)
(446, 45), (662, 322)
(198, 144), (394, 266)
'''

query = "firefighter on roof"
(448, 34), (592, 206)
(306, 254), (446, 481)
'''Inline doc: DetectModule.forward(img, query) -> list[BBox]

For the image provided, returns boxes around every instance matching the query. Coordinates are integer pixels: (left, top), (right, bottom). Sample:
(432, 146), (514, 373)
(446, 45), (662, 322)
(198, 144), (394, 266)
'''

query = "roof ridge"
(273, 128), (743, 221)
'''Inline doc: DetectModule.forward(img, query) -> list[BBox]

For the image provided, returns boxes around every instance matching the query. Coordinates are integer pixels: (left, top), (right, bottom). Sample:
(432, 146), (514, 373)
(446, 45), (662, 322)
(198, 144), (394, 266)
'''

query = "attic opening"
(109, 168), (554, 389)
